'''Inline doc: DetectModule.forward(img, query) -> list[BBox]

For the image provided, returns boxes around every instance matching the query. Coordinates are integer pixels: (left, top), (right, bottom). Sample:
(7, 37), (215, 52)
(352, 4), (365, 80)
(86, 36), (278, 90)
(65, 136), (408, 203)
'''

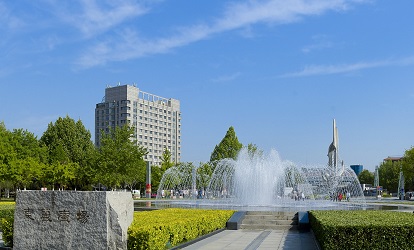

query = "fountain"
(155, 149), (365, 211)
(154, 120), (366, 211)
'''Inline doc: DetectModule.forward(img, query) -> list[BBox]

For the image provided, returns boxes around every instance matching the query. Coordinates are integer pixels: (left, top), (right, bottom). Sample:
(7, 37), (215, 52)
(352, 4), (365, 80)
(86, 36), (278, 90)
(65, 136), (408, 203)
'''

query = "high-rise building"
(95, 84), (181, 165)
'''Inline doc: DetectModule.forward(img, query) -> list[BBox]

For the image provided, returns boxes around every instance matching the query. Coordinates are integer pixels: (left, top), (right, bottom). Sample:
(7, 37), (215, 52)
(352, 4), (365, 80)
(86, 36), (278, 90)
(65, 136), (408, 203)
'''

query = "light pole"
(146, 161), (151, 198)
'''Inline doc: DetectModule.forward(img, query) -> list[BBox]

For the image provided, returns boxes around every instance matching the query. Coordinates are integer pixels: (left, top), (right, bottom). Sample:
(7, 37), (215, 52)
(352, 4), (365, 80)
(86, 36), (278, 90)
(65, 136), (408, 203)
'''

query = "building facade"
(95, 84), (181, 166)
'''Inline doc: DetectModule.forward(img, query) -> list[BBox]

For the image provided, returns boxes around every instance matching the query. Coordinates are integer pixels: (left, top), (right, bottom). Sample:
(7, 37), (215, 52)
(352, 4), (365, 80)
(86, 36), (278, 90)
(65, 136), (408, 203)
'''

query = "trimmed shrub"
(310, 210), (414, 250)
(0, 202), (15, 247)
(128, 208), (235, 249)
(1, 216), (14, 247)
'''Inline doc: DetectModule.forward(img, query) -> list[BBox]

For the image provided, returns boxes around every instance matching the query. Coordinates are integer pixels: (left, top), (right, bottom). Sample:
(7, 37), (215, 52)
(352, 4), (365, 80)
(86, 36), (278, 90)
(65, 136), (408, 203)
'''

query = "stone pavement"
(181, 229), (319, 250)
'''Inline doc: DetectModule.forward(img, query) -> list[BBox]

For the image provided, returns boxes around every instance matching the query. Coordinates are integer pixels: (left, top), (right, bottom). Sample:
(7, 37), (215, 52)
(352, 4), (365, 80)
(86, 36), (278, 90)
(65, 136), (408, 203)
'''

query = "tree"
(210, 126), (243, 163)
(96, 125), (147, 190)
(378, 160), (400, 193)
(197, 162), (213, 192)
(0, 123), (15, 192)
(402, 148), (414, 191)
(160, 148), (174, 172)
(40, 116), (95, 165)
(358, 170), (374, 185)
(0, 123), (47, 193)
(150, 148), (176, 194)
(150, 165), (162, 195)
(40, 116), (95, 189)
(246, 143), (263, 158)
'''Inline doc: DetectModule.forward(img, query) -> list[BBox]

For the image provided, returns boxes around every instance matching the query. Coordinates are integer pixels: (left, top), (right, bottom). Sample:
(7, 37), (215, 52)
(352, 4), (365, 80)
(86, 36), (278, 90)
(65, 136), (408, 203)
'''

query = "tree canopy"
(210, 126), (243, 163)
(378, 160), (400, 193)
(358, 169), (374, 185)
(39, 116), (95, 190)
(96, 125), (147, 190)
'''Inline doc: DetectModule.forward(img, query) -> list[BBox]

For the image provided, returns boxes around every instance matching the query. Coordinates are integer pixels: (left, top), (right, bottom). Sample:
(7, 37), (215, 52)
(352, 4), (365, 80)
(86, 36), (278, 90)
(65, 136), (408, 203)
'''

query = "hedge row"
(0, 202), (15, 247)
(128, 208), (235, 250)
(309, 210), (414, 250)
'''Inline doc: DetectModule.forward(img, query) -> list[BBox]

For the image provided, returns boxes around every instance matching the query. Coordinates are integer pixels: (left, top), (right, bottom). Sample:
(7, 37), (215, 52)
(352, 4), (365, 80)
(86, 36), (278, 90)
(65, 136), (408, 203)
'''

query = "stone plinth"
(13, 191), (133, 250)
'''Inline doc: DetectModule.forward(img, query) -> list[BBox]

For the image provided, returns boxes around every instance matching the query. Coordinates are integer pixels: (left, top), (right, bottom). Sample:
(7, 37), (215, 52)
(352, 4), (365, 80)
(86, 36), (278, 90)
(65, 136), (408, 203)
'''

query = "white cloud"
(0, 2), (25, 30)
(280, 56), (414, 77)
(211, 72), (242, 83)
(55, 0), (148, 38)
(302, 35), (334, 53)
(77, 0), (363, 68)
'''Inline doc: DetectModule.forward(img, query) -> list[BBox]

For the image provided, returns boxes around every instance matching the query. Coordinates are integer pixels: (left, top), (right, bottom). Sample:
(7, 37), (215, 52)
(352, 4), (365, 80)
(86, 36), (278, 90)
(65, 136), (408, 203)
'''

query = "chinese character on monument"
(40, 208), (52, 222)
(77, 210), (89, 224)
(58, 210), (70, 223)
(24, 208), (35, 220)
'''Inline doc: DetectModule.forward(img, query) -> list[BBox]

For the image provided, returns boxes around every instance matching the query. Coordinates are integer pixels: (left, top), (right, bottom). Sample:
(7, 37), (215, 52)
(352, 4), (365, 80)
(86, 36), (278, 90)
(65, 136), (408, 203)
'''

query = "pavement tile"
(181, 229), (319, 250)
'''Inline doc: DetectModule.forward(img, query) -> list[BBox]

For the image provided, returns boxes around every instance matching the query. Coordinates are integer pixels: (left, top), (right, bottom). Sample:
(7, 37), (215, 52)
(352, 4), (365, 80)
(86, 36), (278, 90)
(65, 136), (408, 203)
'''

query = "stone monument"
(13, 191), (133, 250)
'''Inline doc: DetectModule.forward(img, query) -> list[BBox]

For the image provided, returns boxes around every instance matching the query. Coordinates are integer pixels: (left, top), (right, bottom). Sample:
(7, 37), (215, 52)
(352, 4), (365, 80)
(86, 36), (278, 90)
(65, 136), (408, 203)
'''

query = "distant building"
(95, 84), (181, 166)
(350, 165), (363, 176)
(383, 156), (404, 163)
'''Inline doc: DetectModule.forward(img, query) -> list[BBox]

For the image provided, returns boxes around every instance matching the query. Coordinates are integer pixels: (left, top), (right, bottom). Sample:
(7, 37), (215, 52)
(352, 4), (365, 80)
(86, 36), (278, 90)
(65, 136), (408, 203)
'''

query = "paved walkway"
(181, 229), (319, 250)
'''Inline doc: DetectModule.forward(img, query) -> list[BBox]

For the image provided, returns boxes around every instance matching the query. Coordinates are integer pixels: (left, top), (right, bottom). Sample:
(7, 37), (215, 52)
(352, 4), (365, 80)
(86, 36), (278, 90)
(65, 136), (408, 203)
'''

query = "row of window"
(138, 135), (179, 144)
(142, 147), (181, 155)
(144, 154), (179, 162)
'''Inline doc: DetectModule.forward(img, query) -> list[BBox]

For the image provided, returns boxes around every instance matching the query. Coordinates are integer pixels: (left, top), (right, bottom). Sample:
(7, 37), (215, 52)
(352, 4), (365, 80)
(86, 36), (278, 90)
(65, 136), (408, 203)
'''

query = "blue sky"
(1, 0), (414, 171)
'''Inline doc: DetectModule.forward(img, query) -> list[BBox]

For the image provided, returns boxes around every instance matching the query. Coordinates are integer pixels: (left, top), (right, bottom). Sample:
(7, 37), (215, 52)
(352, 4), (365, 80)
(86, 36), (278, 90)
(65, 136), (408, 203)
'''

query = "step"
(240, 224), (298, 230)
(245, 211), (297, 216)
(240, 211), (299, 230)
(242, 219), (297, 226)
(243, 214), (298, 220)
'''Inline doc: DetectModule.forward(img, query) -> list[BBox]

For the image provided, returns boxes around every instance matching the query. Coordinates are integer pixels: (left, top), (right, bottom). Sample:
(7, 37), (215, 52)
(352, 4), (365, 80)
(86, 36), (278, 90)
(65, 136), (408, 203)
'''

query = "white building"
(95, 84), (181, 165)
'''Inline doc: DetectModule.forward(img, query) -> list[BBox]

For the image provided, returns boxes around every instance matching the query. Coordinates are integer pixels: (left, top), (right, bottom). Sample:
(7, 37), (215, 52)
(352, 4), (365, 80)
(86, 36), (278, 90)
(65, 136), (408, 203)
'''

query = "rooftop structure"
(383, 156), (404, 163)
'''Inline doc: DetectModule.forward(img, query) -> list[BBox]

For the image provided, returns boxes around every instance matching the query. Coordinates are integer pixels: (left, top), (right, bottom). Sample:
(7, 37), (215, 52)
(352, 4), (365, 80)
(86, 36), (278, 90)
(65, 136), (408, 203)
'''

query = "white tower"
(328, 119), (339, 168)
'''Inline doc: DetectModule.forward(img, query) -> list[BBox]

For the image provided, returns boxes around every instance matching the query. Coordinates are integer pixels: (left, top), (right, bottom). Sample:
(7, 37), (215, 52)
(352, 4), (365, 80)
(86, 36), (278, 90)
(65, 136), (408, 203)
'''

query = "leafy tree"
(40, 116), (95, 189)
(197, 162), (213, 192)
(40, 116), (95, 165)
(246, 143), (263, 158)
(96, 125), (147, 190)
(358, 169), (374, 185)
(379, 160), (400, 193)
(0, 122), (14, 166)
(0, 123), (15, 193)
(160, 148), (174, 173)
(150, 148), (176, 194)
(402, 148), (414, 191)
(150, 165), (162, 195)
(210, 126), (243, 163)
(0, 124), (48, 191)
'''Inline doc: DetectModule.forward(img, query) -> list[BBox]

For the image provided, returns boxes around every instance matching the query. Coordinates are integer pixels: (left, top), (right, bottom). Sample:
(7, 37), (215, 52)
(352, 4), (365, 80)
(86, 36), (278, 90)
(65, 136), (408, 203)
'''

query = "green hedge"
(309, 210), (414, 250)
(128, 208), (235, 250)
(0, 202), (15, 247)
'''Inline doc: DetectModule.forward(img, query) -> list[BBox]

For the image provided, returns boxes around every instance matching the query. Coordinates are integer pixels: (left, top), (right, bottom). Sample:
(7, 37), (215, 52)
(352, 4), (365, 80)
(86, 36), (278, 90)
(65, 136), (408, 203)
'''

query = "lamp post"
(398, 164), (405, 200)
(145, 161), (151, 198)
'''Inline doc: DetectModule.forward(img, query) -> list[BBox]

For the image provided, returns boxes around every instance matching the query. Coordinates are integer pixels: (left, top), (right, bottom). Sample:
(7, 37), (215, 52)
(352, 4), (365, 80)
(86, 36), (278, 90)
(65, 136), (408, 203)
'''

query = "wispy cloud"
(302, 35), (334, 53)
(211, 72), (242, 83)
(0, 2), (25, 30)
(77, 0), (363, 68)
(280, 56), (414, 77)
(54, 0), (149, 38)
